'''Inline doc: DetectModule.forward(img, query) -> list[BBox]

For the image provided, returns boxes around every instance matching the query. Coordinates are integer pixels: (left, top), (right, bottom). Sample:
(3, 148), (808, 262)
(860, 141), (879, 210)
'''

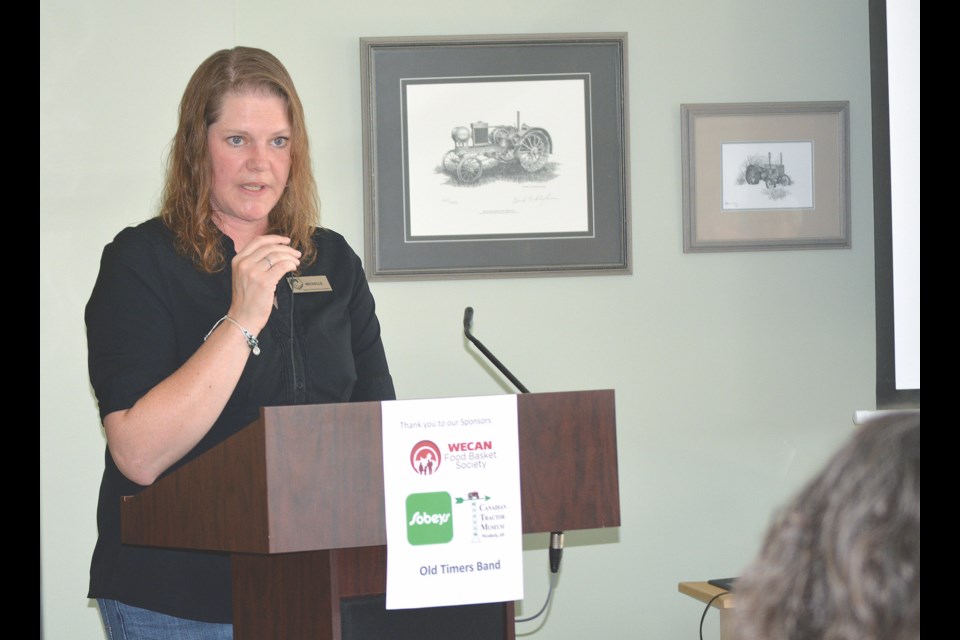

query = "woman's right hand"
(227, 234), (301, 333)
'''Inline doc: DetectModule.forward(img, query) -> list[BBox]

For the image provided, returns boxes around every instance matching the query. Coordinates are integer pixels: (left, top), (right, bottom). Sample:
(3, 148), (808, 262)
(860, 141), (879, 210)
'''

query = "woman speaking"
(86, 47), (394, 638)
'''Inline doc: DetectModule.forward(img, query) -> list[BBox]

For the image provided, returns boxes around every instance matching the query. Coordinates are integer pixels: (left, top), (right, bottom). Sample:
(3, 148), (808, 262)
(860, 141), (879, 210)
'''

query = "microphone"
(462, 307), (530, 394)
(462, 307), (563, 575)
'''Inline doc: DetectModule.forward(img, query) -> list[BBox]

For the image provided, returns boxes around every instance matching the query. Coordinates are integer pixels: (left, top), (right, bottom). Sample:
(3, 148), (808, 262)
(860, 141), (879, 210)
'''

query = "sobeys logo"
(406, 492), (454, 546)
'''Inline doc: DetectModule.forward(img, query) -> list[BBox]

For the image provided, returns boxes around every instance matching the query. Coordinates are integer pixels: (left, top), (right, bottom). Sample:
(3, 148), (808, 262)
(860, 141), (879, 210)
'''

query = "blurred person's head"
(735, 413), (920, 640)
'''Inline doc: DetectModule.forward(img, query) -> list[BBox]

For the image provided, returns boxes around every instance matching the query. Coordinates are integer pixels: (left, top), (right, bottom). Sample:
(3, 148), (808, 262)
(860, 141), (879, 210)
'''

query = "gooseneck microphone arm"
(462, 307), (530, 394)
(462, 307), (564, 583)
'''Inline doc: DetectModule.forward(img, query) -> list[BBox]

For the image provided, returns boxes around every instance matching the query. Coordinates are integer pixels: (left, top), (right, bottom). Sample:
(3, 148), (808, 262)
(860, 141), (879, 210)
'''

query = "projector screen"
(870, 0), (920, 408)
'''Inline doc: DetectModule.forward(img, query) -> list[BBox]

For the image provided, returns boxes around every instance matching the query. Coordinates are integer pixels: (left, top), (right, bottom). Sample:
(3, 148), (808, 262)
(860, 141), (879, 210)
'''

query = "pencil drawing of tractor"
(745, 152), (792, 189)
(442, 112), (553, 184)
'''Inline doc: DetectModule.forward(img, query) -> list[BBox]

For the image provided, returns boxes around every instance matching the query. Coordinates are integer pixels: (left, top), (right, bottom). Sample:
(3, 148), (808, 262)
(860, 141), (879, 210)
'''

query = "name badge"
(287, 275), (332, 293)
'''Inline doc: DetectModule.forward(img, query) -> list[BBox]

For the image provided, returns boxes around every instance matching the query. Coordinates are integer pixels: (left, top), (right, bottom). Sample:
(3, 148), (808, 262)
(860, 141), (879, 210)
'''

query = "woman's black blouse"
(85, 218), (395, 622)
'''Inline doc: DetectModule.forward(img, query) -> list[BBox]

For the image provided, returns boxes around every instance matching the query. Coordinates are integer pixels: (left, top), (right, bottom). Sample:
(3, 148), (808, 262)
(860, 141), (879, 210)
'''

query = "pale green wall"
(40, 1), (876, 638)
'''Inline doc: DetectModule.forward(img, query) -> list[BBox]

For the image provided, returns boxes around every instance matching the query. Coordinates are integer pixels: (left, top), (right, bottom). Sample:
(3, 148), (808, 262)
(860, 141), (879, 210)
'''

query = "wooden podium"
(120, 390), (620, 639)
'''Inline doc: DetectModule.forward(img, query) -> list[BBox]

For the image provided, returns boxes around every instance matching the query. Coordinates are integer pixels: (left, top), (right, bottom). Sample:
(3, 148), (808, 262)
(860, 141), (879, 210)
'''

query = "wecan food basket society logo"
(410, 440), (441, 476)
(406, 492), (454, 545)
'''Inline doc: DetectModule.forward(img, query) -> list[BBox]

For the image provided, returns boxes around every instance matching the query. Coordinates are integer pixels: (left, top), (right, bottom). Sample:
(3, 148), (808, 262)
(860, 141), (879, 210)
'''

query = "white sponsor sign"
(381, 394), (523, 609)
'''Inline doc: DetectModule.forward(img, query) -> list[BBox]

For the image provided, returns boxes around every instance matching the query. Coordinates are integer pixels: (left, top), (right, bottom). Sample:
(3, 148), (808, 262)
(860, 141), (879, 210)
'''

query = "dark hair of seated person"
(733, 413), (920, 640)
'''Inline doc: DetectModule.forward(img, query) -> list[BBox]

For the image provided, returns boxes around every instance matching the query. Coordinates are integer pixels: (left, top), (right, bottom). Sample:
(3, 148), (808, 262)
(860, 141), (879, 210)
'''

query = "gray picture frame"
(680, 101), (851, 253)
(360, 33), (630, 280)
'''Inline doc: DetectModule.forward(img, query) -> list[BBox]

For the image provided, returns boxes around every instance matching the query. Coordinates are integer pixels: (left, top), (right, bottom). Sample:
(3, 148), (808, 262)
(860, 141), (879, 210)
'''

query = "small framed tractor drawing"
(681, 102), (850, 252)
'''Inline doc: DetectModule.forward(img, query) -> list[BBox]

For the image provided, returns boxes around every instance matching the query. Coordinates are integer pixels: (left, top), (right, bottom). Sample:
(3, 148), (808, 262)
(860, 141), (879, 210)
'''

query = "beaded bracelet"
(204, 315), (261, 356)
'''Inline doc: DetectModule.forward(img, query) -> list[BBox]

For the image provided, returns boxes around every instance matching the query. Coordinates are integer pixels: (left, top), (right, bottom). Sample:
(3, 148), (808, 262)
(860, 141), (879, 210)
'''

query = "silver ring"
(264, 256), (273, 268)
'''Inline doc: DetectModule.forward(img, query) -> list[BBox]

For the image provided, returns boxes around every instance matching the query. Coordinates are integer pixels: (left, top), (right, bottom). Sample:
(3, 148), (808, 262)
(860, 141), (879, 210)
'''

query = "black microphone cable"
(699, 590), (731, 640)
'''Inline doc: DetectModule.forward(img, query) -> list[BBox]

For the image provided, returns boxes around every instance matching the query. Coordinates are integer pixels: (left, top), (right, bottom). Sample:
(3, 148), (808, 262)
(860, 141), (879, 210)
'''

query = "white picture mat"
(404, 78), (590, 238)
(720, 141), (814, 211)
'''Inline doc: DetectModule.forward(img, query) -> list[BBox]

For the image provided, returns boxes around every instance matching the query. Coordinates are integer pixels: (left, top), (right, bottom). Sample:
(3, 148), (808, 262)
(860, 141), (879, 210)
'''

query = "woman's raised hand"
(227, 234), (301, 332)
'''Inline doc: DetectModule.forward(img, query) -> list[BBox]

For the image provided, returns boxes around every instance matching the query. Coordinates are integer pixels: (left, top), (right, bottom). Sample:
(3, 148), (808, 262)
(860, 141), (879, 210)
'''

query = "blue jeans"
(97, 599), (233, 640)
